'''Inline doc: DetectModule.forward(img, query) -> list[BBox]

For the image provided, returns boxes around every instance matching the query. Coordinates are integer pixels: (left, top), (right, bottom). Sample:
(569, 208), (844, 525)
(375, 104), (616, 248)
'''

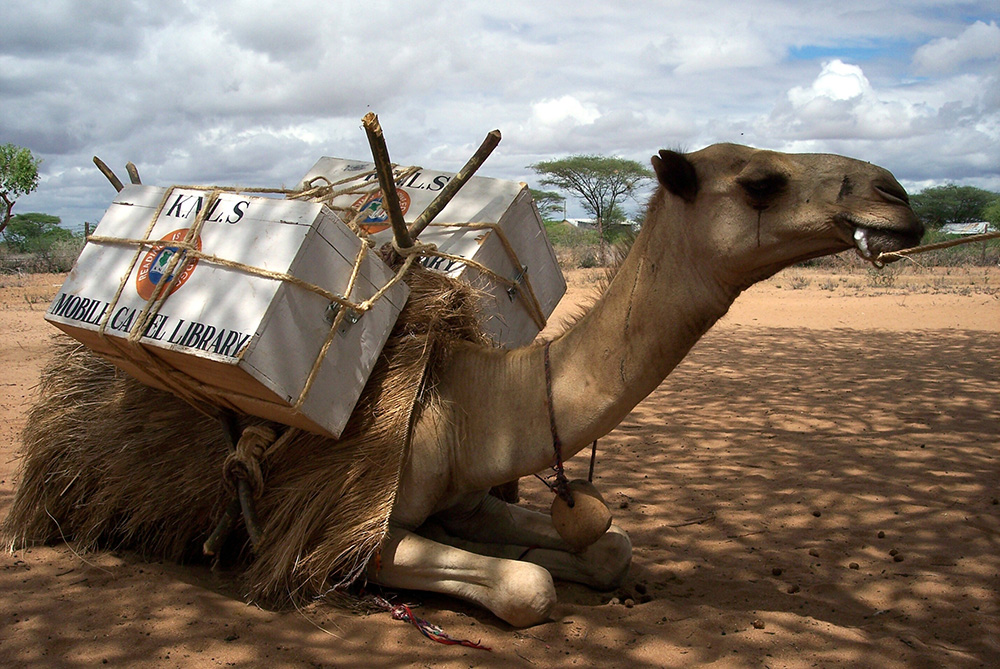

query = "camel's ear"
(652, 150), (698, 203)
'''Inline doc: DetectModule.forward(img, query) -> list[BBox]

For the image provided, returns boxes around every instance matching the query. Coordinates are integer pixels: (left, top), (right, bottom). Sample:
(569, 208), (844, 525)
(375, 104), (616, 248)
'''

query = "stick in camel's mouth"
(851, 224), (925, 268)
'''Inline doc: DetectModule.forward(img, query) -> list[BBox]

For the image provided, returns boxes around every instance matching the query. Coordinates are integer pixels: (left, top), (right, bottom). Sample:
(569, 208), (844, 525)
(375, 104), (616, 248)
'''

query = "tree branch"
(0, 192), (13, 236)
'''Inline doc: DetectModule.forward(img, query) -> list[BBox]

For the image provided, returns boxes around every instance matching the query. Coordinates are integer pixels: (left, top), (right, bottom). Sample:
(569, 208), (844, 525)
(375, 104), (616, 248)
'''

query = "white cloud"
(913, 20), (1000, 74)
(767, 60), (930, 141)
(531, 96), (601, 126)
(657, 29), (783, 75)
(788, 60), (871, 104)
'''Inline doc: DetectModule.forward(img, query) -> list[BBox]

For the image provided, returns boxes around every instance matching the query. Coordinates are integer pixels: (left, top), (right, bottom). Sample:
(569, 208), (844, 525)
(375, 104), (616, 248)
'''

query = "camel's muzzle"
(853, 224), (924, 266)
(836, 210), (924, 267)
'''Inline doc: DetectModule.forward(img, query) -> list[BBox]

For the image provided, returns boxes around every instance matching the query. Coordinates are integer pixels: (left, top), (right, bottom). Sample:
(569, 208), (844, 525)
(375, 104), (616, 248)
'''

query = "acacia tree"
(529, 155), (651, 260)
(529, 188), (566, 220)
(984, 200), (1000, 228)
(2, 213), (72, 253)
(0, 144), (41, 236)
(910, 184), (997, 229)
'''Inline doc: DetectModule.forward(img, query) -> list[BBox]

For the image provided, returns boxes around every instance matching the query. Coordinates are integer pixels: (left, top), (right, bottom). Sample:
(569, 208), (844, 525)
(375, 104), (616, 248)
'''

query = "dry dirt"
(1, 266), (998, 668)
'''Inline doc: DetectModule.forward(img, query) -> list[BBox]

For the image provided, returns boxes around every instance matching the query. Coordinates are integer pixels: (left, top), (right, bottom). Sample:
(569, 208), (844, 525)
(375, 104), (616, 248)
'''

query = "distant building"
(562, 217), (641, 232)
(941, 221), (993, 235)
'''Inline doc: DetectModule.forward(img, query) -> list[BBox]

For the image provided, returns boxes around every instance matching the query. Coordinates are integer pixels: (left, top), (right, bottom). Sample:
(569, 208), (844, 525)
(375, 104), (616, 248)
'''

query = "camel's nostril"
(875, 182), (909, 206)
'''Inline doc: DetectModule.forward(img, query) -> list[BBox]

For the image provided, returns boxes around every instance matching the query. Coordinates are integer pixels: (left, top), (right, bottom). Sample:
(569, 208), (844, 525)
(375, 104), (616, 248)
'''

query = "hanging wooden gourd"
(551, 478), (613, 550)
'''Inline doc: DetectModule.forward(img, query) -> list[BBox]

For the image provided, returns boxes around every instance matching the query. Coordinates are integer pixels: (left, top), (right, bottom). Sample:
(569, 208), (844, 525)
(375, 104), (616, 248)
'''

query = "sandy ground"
(1, 265), (997, 668)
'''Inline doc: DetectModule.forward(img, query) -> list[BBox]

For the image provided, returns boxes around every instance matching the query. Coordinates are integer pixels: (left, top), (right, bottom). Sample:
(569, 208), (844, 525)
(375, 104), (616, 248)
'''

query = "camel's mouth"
(836, 214), (923, 268)
(852, 226), (920, 267)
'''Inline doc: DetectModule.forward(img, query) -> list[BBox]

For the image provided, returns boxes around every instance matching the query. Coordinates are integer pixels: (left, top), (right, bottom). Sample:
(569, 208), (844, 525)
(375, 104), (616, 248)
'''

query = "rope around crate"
(84, 172), (550, 422)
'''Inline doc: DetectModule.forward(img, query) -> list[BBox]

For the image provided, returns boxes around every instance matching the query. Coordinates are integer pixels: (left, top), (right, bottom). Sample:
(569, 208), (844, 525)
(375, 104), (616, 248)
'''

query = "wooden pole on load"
(93, 156), (124, 192)
(361, 112), (413, 250)
(407, 129), (502, 241)
(126, 161), (142, 185)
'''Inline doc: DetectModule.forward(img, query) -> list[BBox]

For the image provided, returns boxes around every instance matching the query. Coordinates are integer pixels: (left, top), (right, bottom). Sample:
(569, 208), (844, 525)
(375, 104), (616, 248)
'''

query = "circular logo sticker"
(136, 229), (201, 301)
(352, 188), (411, 233)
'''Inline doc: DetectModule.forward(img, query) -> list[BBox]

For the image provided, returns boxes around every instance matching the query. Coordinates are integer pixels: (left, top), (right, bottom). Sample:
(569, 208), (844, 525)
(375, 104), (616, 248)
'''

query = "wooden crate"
(298, 158), (566, 347)
(46, 185), (409, 438)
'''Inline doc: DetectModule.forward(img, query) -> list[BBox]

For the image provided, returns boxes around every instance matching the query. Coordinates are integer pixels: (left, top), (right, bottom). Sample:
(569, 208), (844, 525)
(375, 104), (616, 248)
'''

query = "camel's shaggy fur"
(2, 264), (488, 604)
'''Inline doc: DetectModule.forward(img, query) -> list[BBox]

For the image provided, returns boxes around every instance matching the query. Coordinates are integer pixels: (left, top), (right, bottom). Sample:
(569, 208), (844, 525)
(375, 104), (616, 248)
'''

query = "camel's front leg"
(368, 526), (557, 628)
(430, 494), (633, 591)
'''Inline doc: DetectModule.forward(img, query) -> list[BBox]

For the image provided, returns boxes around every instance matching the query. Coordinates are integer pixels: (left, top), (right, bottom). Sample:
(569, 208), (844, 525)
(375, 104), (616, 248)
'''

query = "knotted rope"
(222, 424), (277, 499)
(210, 422), (278, 552)
(541, 341), (573, 506)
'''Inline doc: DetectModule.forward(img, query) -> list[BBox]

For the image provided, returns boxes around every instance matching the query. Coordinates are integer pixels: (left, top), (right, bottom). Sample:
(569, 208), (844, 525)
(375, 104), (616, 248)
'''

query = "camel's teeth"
(853, 227), (872, 259)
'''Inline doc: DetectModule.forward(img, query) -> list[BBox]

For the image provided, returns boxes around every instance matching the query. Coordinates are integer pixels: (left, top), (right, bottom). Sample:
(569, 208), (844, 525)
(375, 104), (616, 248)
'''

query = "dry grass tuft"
(1, 264), (489, 606)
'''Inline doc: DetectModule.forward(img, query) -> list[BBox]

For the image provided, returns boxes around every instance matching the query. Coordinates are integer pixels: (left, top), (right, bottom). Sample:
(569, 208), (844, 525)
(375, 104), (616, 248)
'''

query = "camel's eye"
(737, 173), (788, 209)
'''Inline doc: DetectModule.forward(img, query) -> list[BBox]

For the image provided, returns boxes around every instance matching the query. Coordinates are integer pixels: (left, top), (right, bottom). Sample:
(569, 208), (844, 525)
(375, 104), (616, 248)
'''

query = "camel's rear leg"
(369, 526), (556, 628)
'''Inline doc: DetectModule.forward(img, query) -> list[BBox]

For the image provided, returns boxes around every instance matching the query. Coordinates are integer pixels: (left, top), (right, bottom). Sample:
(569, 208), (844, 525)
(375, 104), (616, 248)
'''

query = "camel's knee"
(582, 524), (632, 590)
(491, 561), (556, 628)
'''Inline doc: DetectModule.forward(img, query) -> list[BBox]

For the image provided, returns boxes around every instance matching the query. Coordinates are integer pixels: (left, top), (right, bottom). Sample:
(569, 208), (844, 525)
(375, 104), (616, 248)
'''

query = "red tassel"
(373, 596), (491, 651)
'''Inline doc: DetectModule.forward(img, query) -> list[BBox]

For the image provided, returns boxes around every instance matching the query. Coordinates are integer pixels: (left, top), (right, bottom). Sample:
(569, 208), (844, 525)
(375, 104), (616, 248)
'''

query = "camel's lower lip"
(834, 212), (923, 266)
(852, 226), (921, 266)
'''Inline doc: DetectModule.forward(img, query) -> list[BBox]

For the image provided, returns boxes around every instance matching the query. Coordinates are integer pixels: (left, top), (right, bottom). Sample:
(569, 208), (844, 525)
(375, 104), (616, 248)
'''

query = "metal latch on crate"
(507, 265), (528, 301)
(325, 299), (362, 335)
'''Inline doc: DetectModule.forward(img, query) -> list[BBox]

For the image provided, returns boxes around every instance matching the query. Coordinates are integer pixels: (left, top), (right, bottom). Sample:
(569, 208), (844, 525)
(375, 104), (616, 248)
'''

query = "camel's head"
(650, 143), (924, 289)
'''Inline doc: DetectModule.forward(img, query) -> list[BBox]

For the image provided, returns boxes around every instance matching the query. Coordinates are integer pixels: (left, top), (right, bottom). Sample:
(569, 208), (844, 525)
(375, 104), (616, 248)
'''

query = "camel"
(369, 143), (923, 626)
(4, 143), (923, 630)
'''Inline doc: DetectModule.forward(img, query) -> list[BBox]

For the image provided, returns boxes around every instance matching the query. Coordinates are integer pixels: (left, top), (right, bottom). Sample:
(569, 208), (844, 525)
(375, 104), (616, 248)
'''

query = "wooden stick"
(408, 129), (502, 241)
(877, 231), (1000, 262)
(238, 478), (263, 549)
(361, 112), (412, 249)
(202, 498), (241, 556)
(93, 156), (124, 192)
(668, 512), (716, 528)
(126, 161), (141, 185)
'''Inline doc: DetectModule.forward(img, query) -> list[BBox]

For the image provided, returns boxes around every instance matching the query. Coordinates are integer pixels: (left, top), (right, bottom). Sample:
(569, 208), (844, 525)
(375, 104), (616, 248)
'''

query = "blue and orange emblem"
(352, 188), (411, 233)
(136, 229), (201, 300)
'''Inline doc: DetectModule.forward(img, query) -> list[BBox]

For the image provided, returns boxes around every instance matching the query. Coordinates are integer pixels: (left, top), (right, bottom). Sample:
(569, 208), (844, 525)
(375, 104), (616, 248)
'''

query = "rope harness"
(536, 340), (599, 507)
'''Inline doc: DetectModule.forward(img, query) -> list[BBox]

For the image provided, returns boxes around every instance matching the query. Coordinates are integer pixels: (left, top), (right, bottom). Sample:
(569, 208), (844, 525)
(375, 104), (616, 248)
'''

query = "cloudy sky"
(3, 0), (998, 230)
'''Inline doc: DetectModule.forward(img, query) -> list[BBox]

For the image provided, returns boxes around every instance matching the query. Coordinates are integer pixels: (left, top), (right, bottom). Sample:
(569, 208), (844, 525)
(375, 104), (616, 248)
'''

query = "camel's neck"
(439, 193), (740, 493)
(546, 198), (736, 454)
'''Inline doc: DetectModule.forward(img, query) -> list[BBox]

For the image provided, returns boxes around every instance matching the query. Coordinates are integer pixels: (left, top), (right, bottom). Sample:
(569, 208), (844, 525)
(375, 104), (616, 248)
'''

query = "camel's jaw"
(834, 213), (924, 267)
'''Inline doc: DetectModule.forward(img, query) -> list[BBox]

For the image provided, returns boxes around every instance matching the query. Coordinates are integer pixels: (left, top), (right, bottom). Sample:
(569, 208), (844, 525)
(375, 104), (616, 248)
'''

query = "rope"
(542, 341), (574, 506)
(588, 438), (598, 483)
(222, 424), (277, 499)
(536, 342), (600, 499)
(81, 163), (553, 430)
(392, 238), (439, 258)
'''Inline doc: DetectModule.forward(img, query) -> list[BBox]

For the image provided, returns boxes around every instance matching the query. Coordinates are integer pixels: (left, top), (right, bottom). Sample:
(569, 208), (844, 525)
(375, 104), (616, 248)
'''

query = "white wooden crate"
(298, 158), (566, 347)
(46, 185), (408, 438)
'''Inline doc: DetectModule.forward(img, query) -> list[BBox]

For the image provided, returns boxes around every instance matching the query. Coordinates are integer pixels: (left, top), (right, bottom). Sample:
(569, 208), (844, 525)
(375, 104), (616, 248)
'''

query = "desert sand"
(1, 264), (997, 668)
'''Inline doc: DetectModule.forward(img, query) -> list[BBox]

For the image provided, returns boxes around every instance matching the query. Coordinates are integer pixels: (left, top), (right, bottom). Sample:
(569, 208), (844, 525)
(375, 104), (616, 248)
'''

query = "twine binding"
(83, 169), (549, 425)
